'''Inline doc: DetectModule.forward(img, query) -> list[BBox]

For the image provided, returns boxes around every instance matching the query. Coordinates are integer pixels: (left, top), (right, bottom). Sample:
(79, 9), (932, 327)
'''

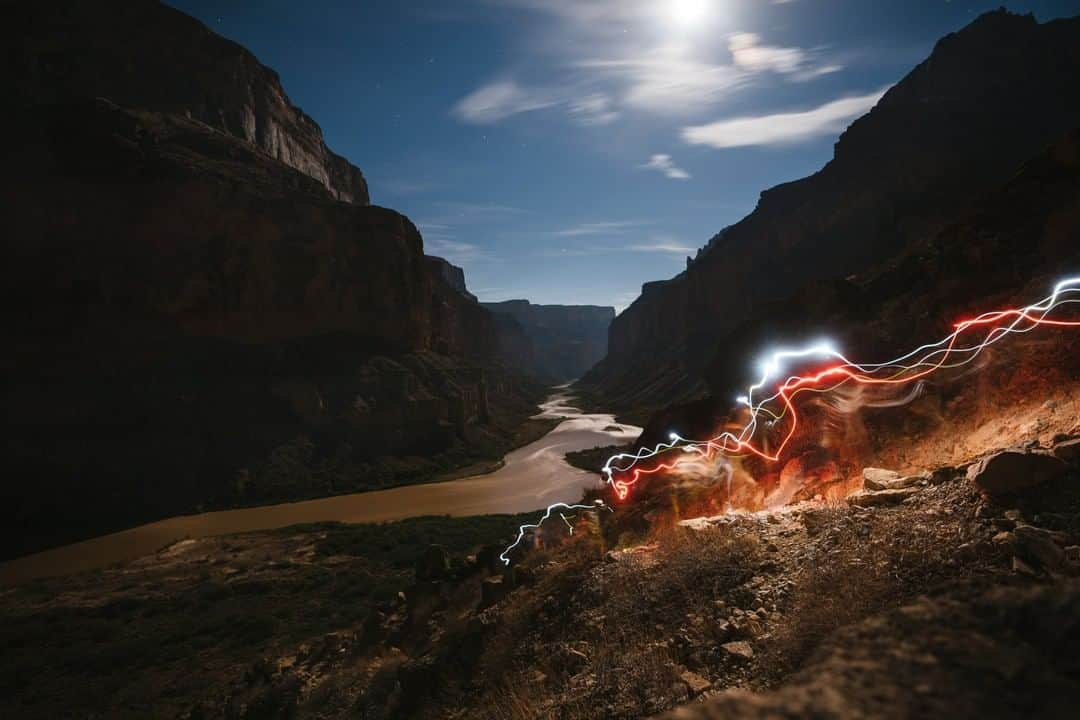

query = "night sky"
(168, 0), (1080, 310)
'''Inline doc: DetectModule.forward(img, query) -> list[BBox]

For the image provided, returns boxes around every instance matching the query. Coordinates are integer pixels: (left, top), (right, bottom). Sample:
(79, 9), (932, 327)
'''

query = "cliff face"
(425, 257), (535, 370)
(0, 6), (548, 559)
(634, 127), (1080, 451)
(426, 256), (478, 302)
(585, 10), (1080, 413)
(5, 99), (423, 351)
(483, 301), (616, 382)
(9, 0), (369, 204)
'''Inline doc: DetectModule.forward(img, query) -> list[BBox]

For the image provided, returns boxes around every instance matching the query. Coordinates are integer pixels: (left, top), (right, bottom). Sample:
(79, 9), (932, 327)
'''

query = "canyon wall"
(482, 301), (616, 382)
(426, 256), (479, 303)
(584, 10), (1080, 416)
(10, 0), (369, 204)
(0, 3), (547, 558)
(634, 127), (1080, 451)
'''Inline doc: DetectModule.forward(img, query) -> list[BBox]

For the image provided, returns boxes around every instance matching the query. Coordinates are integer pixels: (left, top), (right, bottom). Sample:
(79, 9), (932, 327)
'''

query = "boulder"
(884, 473), (928, 490)
(722, 641), (755, 662)
(1007, 525), (1070, 575)
(847, 487), (922, 507)
(680, 670), (713, 696)
(967, 451), (1068, 495)
(862, 468), (900, 491)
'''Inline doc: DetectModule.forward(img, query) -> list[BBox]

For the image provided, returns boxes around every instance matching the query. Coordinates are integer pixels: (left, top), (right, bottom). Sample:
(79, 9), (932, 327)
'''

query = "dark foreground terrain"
(3, 383), (1078, 718)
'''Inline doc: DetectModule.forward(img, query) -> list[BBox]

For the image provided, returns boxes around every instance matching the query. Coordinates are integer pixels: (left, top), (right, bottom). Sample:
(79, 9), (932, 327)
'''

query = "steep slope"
(584, 10), (1080, 417)
(8, 0), (369, 204)
(635, 125), (1080, 456)
(425, 257), (536, 370)
(0, 5), (546, 559)
(483, 301), (615, 382)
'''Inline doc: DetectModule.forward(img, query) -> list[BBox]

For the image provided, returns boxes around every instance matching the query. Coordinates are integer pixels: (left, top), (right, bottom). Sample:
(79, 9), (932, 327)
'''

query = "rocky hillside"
(0, 3), (550, 560)
(4, 401), (1076, 718)
(8, 0), (370, 203)
(483, 301), (615, 382)
(583, 10), (1080, 418)
(632, 125), (1080, 454)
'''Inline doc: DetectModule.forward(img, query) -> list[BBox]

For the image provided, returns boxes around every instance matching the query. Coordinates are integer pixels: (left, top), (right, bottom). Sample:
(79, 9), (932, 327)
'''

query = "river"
(0, 390), (640, 585)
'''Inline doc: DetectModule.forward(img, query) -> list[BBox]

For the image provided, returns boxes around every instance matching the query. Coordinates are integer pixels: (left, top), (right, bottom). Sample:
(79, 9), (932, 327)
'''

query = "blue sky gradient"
(169, 0), (1080, 310)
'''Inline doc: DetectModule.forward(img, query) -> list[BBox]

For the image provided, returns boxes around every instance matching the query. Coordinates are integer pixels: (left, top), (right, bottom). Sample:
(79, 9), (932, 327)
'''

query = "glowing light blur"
(668, 0), (710, 28)
(500, 276), (1080, 563)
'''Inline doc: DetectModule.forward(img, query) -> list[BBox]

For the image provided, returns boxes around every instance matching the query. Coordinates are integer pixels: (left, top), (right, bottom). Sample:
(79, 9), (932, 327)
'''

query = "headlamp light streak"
(499, 500), (610, 565)
(501, 277), (1080, 564)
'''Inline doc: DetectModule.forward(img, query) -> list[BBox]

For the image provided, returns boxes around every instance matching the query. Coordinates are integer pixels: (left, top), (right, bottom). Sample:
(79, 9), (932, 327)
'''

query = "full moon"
(669, 0), (710, 27)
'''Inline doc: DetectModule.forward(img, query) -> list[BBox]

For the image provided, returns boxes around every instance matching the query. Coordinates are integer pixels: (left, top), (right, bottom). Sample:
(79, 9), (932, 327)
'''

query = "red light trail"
(502, 276), (1080, 564)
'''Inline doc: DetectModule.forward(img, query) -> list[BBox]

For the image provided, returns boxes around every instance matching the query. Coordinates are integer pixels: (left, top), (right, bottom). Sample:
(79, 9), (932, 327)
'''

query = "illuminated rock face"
(8, 0), (369, 205)
(588, 10), (1080, 411)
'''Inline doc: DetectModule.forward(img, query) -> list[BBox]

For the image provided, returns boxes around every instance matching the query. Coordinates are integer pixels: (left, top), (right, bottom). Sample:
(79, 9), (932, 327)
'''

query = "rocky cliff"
(9, 0), (369, 204)
(425, 257), (535, 371)
(634, 126), (1080, 452)
(483, 301), (616, 382)
(426, 256), (478, 303)
(0, 5), (547, 559)
(584, 10), (1080, 416)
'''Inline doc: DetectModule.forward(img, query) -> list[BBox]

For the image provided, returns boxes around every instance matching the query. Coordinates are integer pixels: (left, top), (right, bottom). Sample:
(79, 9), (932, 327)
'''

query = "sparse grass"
(467, 523), (765, 720)
(762, 487), (995, 682)
(0, 512), (545, 719)
(304, 512), (544, 567)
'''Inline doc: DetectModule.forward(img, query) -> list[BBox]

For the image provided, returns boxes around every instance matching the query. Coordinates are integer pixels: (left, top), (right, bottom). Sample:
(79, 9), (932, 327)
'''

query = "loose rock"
(848, 487), (922, 507)
(721, 641), (754, 661)
(967, 451), (1067, 495)
(862, 468), (900, 491)
(1010, 525), (1068, 575)
(679, 670), (712, 696)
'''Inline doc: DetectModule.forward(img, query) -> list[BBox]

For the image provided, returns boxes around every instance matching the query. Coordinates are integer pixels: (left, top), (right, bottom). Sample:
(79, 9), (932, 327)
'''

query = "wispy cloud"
(453, 80), (558, 124)
(455, 2), (846, 124)
(417, 219), (499, 266)
(423, 236), (484, 263)
(553, 220), (646, 237)
(682, 88), (887, 149)
(537, 234), (694, 257)
(430, 201), (530, 223)
(640, 153), (691, 180)
(624, 237), (694, 254)
(576, 46), (746, 115)
(727, 32), (839, 80)
(454, 82), (620, 127)
(568, 93), (620, 125)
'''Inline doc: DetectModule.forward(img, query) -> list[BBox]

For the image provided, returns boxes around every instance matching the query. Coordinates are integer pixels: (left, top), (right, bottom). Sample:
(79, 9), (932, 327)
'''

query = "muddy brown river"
(0, 391), (639, 585)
